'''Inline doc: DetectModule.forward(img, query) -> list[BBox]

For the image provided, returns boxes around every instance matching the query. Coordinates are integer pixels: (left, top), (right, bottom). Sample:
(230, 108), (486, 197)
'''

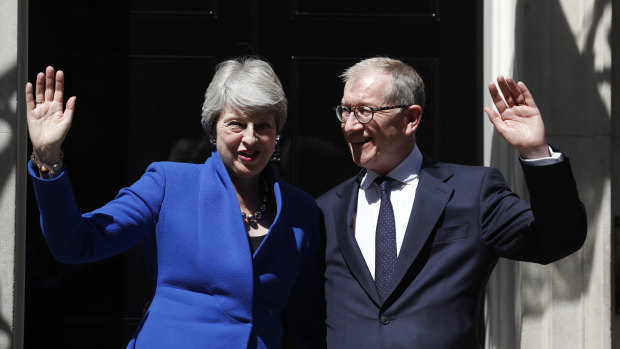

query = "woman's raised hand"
(25, 66), (76, 165)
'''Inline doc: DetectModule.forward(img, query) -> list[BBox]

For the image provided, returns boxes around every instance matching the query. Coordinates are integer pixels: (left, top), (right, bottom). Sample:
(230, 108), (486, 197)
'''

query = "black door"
(25, 1), (481, 347)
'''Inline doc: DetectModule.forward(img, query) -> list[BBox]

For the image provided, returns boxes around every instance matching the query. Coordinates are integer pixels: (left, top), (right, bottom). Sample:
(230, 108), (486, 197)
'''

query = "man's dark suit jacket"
(317, 154), (586, 349)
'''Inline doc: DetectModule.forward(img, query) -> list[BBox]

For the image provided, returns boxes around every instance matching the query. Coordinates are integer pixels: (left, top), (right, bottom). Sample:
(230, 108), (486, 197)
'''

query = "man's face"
(341, 69), (415, 175)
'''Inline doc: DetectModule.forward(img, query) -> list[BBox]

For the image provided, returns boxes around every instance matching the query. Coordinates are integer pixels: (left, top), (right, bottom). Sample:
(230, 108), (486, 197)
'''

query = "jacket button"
(380, 315), (390, 325)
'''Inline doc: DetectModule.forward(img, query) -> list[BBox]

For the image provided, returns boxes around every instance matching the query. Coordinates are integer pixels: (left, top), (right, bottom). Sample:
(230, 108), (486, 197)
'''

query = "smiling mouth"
(239, 150), (260, 160)
(350, 138), (372, 145)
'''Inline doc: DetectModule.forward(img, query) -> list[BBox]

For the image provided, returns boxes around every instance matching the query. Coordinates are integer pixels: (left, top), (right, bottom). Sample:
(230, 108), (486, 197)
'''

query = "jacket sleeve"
(29, 161), (165, 264)
(480, 155), (587, 264)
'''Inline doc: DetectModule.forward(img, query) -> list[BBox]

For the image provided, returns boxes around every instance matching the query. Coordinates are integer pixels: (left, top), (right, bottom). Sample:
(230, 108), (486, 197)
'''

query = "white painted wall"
(0, 0), (18, 347)
(0, 0), (27, 347)
(484, 0), (613, 348)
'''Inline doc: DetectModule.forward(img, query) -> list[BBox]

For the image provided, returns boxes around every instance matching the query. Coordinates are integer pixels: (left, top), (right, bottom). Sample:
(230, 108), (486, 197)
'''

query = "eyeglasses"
(335, 104), (412, 124)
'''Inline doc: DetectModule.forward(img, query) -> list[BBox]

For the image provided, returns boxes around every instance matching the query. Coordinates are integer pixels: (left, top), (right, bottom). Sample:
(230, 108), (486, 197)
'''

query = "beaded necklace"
(241, 180), (270, 224)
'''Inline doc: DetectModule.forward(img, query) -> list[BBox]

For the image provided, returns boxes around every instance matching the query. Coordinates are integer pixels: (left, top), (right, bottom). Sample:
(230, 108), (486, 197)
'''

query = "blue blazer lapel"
(249, 166), (279, 261)
(388, 159), (454, 296)
(334, 171), (382, 305)
(197, 151), (254, 320)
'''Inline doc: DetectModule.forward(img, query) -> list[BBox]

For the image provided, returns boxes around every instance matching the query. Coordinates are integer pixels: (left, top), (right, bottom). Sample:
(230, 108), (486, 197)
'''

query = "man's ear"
(403, 104), (422, 136)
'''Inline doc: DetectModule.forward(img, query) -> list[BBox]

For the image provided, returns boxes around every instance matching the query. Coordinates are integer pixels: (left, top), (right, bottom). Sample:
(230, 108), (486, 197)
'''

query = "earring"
(270, 135), (281, 164)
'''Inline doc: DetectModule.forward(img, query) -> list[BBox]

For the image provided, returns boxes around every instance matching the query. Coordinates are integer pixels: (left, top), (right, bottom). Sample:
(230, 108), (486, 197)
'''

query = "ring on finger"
(35, 100), (44, 104)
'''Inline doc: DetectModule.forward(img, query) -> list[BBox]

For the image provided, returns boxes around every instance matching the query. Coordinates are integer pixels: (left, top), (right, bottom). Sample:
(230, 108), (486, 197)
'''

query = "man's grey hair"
(341, 57), (425, 110)
(201, 57), (287, 134)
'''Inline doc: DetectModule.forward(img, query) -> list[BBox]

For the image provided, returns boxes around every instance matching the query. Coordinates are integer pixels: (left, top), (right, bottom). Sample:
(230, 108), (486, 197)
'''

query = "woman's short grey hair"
(341, 57), (426, 110)
(201, 57), (287, 134)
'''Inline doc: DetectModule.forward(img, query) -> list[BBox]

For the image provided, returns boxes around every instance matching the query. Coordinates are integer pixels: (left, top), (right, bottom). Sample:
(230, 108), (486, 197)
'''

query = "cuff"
(520, 145), (563, 166)
(28, 160), (66, 181)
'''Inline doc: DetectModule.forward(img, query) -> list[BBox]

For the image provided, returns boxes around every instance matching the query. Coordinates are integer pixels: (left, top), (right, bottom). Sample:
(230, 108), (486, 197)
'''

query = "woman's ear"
(208, 132), (216, 146)
(403, 104), (423, 136)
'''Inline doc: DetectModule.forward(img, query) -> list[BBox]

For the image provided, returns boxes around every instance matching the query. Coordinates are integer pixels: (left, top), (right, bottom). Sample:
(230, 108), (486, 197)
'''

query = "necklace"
(241, 181), (270, 224)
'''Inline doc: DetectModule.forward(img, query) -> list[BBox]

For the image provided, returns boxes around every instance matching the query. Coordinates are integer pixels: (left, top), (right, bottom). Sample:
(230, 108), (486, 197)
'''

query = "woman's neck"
(232, 175), (265, 216)
(231, 174), (273, 237)
(231, 174), (262, 199)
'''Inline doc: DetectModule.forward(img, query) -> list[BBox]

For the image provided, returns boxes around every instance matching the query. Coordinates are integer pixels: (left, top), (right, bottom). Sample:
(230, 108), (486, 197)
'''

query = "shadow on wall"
(0, 64), (17, 347)
(492, 0), (609, 317)
(0, 288), (11, 348)
(516, 0), (609, 313)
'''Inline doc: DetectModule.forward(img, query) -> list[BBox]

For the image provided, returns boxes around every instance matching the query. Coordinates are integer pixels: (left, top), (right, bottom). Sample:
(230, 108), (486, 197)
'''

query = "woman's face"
(214, 106), (277, 184)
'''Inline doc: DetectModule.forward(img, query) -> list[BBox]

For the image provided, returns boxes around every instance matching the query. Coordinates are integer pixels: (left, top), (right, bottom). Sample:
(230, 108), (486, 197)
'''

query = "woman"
(25, 58), (325, 348)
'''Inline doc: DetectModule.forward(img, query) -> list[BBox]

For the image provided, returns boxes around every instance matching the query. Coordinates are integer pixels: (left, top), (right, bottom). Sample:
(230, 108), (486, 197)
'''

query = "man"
(317, 57), (586, 348)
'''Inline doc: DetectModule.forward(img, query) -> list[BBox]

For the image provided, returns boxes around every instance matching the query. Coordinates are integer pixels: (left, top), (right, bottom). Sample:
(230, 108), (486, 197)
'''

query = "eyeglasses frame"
(335, 104), (413, 124)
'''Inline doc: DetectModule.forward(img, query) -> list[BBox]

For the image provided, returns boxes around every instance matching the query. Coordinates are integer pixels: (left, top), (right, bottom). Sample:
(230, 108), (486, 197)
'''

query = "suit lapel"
(388, 159), (454, 294)
(250, 166), (279, 262)
(333, 172), (382, 305)
(197, 152), (254, 321)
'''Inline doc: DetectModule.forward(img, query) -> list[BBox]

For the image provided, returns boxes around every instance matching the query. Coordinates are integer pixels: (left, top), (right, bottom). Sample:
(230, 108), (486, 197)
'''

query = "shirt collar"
(360, 144), (423, 190)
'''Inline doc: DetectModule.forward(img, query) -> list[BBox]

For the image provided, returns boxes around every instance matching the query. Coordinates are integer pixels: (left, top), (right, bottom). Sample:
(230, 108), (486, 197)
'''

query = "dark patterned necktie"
(374, 176), (397, 302)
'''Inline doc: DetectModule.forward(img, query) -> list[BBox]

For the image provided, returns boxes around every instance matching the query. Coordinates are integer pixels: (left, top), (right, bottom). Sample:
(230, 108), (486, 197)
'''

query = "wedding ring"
(35, 101), (44, 104)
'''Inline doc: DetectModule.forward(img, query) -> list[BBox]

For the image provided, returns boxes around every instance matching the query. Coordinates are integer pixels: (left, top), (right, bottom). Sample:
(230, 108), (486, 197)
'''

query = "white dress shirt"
(353, 145), (562, 280)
